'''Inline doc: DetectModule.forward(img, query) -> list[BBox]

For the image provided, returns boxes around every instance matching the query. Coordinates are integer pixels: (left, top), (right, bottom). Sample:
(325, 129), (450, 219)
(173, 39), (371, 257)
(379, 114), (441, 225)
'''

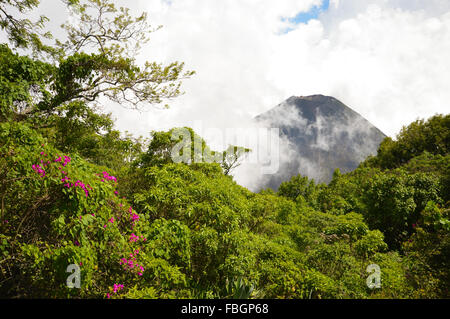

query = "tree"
(221, 145), (251, 176)
(137, 128), (217, 168)
(0, 0), (53, 53)
(403, 201), (450, 298)
(278, 174), (317, 206)
(364, 114), (450, 169)
(53, 0), (195, 110)
(0, 44), (54, 121)
(1, 0), (195, 124)
(136, 128), (251, 177)
(362, 170), (442, 249)
(0, 0), (195, 173)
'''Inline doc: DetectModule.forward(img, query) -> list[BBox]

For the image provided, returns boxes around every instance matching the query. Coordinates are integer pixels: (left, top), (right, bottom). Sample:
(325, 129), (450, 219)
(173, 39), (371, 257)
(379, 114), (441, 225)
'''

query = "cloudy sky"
(30, 0), (450, 142)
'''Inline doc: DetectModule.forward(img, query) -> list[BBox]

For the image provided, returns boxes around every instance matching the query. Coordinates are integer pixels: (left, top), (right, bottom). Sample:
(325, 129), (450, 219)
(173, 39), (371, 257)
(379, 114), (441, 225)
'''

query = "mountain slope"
(255, 95), (386, 189)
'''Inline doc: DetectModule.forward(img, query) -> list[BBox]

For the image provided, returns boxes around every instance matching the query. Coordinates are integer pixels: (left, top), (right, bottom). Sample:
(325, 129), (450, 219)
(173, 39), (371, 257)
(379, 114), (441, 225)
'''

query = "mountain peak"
(255, 95), (386, 190)
(261, 94), (361, 124)
(289, 94), (335, 102)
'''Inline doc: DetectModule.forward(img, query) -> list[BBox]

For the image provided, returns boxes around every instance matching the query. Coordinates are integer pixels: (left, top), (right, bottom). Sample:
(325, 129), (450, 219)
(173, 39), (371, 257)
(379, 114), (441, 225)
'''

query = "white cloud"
(30, 0), (450, 139)
(7, 0), (450, 188)
(112, 0), (450, 140)
(9, 0), (450, 138)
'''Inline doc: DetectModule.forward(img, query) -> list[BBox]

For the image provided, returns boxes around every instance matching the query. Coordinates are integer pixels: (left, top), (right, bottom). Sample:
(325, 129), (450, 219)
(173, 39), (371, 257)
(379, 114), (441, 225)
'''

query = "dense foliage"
(0, 0), (449, 299)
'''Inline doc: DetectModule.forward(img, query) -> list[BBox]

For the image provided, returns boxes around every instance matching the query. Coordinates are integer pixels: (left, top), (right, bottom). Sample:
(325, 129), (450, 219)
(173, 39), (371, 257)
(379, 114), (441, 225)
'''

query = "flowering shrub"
(30, 144), (148, 297)
(120, 249), (145, 277)
(0, 123), (192, 299)
(100, 171), (118, 183)
(2, 122), (447, 299)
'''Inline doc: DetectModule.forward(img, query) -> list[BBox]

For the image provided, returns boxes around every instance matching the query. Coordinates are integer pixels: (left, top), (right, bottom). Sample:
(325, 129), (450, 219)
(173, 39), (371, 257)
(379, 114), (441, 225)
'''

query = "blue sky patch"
(289, 0), (330, 24)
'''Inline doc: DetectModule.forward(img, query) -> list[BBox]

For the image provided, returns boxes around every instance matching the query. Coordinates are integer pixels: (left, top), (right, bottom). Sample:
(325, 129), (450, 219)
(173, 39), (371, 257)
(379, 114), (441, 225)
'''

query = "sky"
(27, 0), (450, 141)
(289, 0), (330, 25)
(122, 0), (450, 139)
(5, 0), (450, 188)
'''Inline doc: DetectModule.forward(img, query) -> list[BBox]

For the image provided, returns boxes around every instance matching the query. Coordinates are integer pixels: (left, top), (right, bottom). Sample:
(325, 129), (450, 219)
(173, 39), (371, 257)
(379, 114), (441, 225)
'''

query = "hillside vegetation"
(0, 0), (449, 299)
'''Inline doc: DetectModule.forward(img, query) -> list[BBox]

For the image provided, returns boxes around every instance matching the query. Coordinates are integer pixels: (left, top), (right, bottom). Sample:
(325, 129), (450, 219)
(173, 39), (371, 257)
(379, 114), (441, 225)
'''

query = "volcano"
(255, 95), (386, 190)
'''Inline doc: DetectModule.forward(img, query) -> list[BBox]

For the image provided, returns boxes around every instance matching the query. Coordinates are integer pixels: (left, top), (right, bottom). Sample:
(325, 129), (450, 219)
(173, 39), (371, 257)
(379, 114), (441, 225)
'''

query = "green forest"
(0, 0), (449, 299)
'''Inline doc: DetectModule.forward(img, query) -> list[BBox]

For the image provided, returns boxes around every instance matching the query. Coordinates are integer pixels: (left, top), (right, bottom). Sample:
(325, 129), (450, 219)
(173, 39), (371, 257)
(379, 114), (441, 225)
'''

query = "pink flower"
(129, 233), (139, 243)
(62, 156), (71, 167)
(32, 164), (46, 177)
(101, 172), (118, 183)
(65, 179), (90, 197)
(113, 284), (124, 294)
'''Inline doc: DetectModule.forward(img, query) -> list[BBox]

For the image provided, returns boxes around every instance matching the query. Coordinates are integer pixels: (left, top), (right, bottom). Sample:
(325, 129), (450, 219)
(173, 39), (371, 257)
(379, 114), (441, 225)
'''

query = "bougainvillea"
(26, 141), (148, 298)
(2, 118), (449, 300)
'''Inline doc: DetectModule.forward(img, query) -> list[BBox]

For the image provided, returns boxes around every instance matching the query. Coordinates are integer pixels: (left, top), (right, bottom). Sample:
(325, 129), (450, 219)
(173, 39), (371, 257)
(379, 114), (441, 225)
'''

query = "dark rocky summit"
(255, 95), (386, 190)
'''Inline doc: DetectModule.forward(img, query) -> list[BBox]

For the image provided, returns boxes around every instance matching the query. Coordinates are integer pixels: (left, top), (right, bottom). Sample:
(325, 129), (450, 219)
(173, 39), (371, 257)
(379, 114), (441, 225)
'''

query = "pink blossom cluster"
(32, 164), (46, 178)
(103, 216), (116, 228)
(32, 149), (151, 299)
(128, 207), (140, 227)
(31, 148), (48, 177)
(129, 233), (147, 243)
(100, 171), (117, 183)
(65, 180), (91, 198)
(31, 152), (52, 177)
(55, 155), (71, 167)
(129, 233), (139, 243)
(32, 150), (96, 199)
(32, 151), (90, 199)
(106, 284), (125, 299)
(131, 213), (140, 222)
(113, 283), (124, 293)
(119, 249), (145, 276)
